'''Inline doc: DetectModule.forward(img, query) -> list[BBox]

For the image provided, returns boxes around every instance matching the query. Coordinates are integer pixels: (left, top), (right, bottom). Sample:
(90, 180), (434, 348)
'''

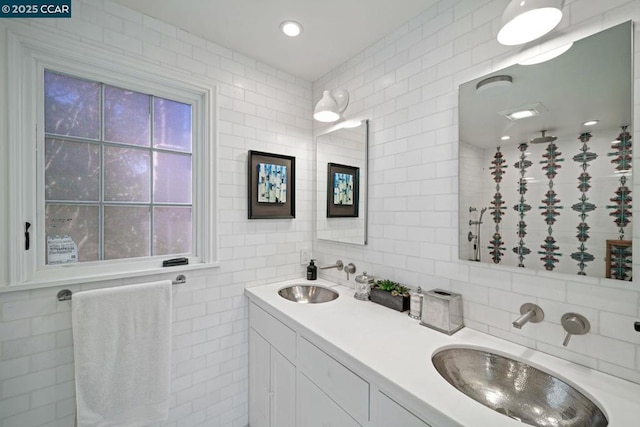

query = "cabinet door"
(249, 303), (296, 362)
(297, 373), (361, 427)
(249, 329), (270, 427)
(376, 391), (431, 427)
(271, 348), (295, 427)
(298, 337), (369, 424)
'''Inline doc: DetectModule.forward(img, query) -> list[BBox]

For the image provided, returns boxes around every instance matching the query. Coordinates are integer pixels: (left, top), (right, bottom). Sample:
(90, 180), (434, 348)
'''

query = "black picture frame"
(248, 150), (295, 219)
(327, 163), (359, 218)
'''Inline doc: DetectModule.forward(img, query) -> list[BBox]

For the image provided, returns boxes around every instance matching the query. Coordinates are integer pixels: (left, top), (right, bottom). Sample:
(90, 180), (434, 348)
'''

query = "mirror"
(316, 120), (368, 245)
(459, 22), (633, 280)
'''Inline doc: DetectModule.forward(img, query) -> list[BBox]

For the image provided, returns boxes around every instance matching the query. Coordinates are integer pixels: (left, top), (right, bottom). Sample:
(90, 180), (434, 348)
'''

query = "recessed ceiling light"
(501, 136), (511, 141)
(500, 103), (543, 121)
(507, 109), (537, 120)
(583, 120), (599, 126)
(476, 75), (513, 93)
(280, 20), (303, 37)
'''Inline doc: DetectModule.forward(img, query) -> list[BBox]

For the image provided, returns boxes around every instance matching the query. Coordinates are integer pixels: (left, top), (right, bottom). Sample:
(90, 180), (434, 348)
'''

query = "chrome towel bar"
(56, 274), (186, 302)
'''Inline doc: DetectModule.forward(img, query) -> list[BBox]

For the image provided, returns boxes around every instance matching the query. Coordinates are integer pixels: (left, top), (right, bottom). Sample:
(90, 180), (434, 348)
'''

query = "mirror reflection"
(458, 22), (632, 280)
(316, 120), (368, 245)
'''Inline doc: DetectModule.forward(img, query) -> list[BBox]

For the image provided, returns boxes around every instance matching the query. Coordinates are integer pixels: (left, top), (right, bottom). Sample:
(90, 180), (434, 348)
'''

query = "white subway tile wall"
(314, 0), (640, 387)
(1, 0), (640, 426)
(0, 0), (312, 426)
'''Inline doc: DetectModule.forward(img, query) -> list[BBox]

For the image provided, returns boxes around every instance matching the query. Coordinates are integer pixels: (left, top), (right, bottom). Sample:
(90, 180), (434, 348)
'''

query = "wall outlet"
(300, 249), (311, 265)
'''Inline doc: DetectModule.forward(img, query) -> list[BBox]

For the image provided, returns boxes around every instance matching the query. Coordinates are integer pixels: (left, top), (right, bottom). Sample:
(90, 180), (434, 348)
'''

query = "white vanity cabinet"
(297, 373), (361, 427)
(298, 337), (369, 426)
(374, 391), (432, 427)
(247, 280), (640, 427)
(248, 301), (433, 427)
(249, 303), (296, 427)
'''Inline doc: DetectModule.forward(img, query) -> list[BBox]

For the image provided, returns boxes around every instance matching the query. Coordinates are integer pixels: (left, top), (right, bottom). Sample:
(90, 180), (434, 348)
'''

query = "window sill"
(0, 262), (220, 294)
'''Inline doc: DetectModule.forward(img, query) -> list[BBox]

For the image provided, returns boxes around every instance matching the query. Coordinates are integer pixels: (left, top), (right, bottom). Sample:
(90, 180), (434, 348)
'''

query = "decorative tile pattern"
(607, 126), (633, 239)
(538, 141), (564, 271)
(570, 132), (597, 275)
(609, 242), (632, 281)
(512, 143), (532, 267)
(488, 148), (507, 263)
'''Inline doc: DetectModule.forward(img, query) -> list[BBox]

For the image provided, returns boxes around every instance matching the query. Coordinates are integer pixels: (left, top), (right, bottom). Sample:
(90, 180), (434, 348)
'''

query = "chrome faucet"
(512, 303), (544, 329)
(320, 260), (344, 271)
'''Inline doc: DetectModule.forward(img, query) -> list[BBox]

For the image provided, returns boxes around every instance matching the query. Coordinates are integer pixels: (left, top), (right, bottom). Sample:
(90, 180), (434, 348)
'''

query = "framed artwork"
(248, 150), (295, 219)
(327, 163), (359, 218)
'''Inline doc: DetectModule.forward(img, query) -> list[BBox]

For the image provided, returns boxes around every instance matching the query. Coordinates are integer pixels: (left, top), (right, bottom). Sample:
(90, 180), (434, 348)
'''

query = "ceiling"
(459, 21), (632, 149)
(114, 0), (439, 82)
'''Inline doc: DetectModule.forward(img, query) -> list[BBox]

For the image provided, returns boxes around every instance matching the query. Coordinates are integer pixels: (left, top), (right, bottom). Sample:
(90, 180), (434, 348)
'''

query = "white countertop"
(245, 278), (640, 427)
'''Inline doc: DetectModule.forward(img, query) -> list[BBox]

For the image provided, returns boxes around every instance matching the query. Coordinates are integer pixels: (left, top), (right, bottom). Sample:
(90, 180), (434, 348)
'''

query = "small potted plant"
(370, 279), (410, 312)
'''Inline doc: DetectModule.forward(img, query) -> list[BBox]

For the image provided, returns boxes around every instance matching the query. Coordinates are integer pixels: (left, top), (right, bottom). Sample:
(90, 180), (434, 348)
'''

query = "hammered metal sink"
(432, 347), (608, 426)
(278, 285), (338, 304)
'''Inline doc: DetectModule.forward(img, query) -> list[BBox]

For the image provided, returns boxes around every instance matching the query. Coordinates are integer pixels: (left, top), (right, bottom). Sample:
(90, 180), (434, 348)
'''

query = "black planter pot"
(370, 288), (410, 312)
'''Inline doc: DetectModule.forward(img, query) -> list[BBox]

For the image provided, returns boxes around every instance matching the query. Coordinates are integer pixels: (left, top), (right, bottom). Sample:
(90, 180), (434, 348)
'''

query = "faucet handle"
(561, 313), (590, 346)
(344, 263), (356, 280)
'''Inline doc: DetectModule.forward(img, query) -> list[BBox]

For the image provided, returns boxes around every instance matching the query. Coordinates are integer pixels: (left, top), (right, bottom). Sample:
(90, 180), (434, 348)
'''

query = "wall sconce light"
(313, 89), (349, 122)
(497, 0), (563, 46)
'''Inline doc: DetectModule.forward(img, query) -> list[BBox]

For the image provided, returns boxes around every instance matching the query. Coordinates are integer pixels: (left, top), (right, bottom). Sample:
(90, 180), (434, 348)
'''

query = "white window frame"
(6, 25), (218, 289)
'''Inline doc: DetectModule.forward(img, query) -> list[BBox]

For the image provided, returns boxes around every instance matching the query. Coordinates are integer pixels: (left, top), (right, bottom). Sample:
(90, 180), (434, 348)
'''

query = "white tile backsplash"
(313, 0), (640, 388)
(600, 312), (640, 344)
(567, 281), (639, 315)
(511, 274), (567, 301)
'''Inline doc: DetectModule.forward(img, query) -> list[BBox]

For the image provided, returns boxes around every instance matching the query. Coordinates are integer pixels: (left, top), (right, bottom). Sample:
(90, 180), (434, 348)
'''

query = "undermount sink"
(432, 347), (608, 427)
(278, 284), (339, 304)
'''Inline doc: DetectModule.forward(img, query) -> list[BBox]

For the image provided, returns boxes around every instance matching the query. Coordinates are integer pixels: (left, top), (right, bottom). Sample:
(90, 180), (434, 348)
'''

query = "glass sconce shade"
(497, 0), (563, 46)
(314, 89), (349, 122)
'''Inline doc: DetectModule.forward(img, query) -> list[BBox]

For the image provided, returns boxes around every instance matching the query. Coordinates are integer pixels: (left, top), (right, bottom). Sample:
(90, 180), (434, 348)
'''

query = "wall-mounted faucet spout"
(512, 303), (544, 329)
(320, 260), (344, 271)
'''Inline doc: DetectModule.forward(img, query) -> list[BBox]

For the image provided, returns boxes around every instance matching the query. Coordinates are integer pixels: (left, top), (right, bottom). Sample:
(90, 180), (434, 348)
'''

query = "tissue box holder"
(420, 289), (464, 335)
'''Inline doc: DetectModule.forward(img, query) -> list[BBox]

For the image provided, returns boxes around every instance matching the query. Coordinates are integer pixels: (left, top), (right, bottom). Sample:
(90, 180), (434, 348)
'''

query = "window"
(44, 71), (193, 264)
(7, 29), (216, 287)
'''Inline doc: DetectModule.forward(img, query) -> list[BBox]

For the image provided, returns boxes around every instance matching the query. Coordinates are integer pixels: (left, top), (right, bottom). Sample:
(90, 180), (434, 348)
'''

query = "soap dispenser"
(307, 259), (317, 280)
(408, 287), (423, 320)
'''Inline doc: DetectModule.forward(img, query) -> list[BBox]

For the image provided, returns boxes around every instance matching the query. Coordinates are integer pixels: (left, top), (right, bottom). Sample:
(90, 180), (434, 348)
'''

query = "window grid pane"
(104, 146), (151, 202)
(154, 207), (192, 255)
(104, 85), (151, 147)
(45, 138), (100, 201)
(44, 71), (100, 139)
(45, 204), (99, 263)
(153, 97), (192, 152)
(44, 70), (193, 265)
(103, 205), (151, 260)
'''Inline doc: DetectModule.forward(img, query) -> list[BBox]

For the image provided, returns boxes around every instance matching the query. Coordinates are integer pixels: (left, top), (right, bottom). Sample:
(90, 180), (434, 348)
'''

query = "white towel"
(72, 280), (172, 427)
